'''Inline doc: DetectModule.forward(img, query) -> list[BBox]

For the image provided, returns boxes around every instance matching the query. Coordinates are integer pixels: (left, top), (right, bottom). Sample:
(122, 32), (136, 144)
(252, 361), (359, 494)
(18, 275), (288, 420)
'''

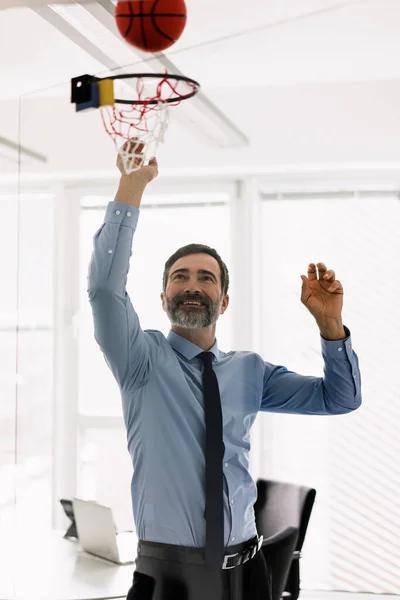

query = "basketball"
(115, 0), (187, 53)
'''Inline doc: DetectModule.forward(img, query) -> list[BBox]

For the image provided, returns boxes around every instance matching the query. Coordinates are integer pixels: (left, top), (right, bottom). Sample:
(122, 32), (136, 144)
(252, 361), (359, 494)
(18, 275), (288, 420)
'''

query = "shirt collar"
(167, 330), (220, 362)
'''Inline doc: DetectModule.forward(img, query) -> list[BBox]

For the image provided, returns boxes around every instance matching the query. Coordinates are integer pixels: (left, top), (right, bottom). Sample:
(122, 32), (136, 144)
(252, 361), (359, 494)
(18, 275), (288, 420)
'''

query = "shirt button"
(231, 500), (234, 505)
(337, 347), (343, 352)
(127, 211), (131, 217)
(232, 537), (235, 541)
(225, 463), (228, 468)
(115, 210), (121, 215)
(108, 249), (113, 254)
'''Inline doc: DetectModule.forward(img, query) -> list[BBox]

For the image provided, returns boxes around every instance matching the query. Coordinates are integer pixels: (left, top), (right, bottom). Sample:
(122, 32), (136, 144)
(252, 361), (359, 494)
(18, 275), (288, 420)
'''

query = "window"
(260, 192), (400, 592)
(0, 194), (54, 532)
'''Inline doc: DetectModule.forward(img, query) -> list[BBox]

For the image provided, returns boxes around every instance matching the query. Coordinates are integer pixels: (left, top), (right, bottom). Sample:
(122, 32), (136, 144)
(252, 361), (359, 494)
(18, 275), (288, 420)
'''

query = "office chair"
(254, 479), (316, 600)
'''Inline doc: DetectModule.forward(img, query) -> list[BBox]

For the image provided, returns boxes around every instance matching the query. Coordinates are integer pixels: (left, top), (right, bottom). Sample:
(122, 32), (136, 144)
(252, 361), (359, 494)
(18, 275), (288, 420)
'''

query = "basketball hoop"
(71, 72), (200, 175)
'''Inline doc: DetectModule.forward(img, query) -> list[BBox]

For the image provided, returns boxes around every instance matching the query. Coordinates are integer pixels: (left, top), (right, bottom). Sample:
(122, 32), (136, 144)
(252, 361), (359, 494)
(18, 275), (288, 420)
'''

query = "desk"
(0, 531), (135, 600)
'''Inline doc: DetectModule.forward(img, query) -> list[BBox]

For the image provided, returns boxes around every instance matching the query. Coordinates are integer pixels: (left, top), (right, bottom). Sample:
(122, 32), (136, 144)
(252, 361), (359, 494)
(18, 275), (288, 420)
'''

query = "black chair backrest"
(255, 479), (316, 553)
(255, 479), (316, 600)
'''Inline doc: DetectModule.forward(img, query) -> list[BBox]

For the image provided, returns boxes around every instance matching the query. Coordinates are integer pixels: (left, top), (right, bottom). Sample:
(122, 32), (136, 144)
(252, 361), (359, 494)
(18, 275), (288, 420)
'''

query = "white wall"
(0, 99), (20, 174)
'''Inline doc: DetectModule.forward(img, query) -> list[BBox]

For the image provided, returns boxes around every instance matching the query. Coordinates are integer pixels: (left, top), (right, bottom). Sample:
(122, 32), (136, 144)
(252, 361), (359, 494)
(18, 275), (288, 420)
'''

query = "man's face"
(161, 253), (229, 329)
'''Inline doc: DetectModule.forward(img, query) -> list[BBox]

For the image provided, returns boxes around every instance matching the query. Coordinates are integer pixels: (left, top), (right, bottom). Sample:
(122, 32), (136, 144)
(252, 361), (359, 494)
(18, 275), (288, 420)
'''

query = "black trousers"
(127, 538), (272, 600)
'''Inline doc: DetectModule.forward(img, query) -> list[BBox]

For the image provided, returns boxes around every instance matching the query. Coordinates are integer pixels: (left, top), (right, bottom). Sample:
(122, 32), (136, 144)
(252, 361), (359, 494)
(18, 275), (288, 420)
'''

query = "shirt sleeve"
(87, 200), (153, 392)
(260, 326), (362, 415)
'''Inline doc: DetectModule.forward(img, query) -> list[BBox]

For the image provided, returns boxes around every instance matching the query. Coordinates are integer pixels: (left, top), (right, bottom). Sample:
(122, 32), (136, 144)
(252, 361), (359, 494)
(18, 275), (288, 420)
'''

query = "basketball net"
(100, 75), (186, 175)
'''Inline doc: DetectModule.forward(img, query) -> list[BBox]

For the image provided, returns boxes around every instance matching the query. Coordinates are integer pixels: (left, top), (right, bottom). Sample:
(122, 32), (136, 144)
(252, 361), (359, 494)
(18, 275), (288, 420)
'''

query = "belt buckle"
(256, 535), (263, 554)
(222, 551), (240, 570)
(246, 535), (263, 563)
(222, 536), (263, 570)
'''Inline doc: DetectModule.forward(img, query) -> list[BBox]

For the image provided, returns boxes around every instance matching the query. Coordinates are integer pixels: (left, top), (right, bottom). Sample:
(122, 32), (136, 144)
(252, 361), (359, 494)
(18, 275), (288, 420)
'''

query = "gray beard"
(165, 295), (222, 329)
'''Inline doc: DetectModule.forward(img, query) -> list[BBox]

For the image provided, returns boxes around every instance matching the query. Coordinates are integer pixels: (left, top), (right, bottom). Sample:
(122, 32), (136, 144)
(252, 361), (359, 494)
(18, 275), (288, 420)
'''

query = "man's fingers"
(315, 263), (328, 281)
(148, 157), (159, 174)
(134, 154), (144, 167)
(328, 280), (343, 293)
(307, 263), (337, 283)
(306, 263), (340, 288)
(116, 139), (158, 179)
(121, 138), (145, 155)
(307, 263), (318, 280)
(323, 269), (336, 281)
(311, 263), (335, 282)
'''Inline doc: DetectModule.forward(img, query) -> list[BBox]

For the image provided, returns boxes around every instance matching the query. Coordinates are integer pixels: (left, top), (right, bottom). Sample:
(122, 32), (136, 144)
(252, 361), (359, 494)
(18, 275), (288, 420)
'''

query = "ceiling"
(2, 0), (400, 174)
(1, 0), (400, 97)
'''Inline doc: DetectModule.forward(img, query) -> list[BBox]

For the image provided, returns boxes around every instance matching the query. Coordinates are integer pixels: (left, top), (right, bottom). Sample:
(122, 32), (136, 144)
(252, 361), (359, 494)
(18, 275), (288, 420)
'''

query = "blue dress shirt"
(88, 200), (362, 548)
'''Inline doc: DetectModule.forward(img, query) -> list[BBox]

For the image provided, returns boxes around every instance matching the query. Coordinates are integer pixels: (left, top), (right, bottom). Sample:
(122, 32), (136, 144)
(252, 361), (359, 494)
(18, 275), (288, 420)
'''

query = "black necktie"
(198, 351), (225, 570)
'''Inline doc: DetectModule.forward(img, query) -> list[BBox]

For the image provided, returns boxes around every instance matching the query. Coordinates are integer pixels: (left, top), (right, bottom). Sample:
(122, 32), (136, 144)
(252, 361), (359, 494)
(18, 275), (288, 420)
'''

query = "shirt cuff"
(320, 325), (353, 360)
(104, 201), (139, 230)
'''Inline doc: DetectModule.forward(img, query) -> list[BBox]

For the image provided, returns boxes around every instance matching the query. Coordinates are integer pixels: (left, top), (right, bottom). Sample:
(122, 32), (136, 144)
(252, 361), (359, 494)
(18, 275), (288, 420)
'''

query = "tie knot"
(197, 351), (214, 367)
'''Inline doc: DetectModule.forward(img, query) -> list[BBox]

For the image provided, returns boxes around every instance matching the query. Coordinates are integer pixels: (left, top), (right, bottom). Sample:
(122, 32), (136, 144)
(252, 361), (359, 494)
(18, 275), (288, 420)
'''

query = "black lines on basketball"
(122, 1), (135, 39)
(140, 0), (148, 51)
(151, 0), (179, 44)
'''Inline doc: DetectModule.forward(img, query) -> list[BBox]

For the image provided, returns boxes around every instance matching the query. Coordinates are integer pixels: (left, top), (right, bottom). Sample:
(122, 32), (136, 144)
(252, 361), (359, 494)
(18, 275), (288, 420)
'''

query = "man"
(87, 142), (362, 600)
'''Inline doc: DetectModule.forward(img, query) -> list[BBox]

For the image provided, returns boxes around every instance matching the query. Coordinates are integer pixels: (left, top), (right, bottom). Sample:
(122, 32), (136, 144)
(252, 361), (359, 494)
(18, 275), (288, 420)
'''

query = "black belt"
(137, 535), (263, 570)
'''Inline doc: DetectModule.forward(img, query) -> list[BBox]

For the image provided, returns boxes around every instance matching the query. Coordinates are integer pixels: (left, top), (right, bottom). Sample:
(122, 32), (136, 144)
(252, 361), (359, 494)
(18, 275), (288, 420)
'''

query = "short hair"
(163, 244), (229, 296)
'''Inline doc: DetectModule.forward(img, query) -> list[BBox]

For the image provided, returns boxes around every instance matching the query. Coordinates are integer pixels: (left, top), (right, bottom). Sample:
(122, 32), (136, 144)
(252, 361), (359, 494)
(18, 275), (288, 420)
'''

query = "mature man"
(88, 143), (362, 600)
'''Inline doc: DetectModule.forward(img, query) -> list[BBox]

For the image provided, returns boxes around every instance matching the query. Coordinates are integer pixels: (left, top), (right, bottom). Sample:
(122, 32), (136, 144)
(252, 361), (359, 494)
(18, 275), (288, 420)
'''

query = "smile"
(180, 301), (204, 307)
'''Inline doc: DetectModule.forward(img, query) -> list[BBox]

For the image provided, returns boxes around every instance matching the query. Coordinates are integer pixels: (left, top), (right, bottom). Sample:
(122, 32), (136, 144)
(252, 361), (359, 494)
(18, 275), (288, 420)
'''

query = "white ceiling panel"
(1, 1), (400, 96)
(173, 0), (400, 85)
(1, 0), (400, 170)
(0, 8), (106, 96)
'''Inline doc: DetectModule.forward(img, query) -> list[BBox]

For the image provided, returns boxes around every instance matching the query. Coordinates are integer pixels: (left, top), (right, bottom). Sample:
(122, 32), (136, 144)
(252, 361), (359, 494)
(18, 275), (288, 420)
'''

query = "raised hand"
(300, 262), (343, 320)
(117, 138), (159, 184)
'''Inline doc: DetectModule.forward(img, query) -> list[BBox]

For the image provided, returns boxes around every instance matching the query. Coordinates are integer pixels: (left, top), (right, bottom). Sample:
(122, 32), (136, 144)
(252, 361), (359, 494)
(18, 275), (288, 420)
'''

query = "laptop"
(72, 498), (137, 565)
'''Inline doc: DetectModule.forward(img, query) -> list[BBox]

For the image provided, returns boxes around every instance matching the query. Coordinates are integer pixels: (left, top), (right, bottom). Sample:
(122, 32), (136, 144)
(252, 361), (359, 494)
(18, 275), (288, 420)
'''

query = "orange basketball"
(115, 0), (187, 53)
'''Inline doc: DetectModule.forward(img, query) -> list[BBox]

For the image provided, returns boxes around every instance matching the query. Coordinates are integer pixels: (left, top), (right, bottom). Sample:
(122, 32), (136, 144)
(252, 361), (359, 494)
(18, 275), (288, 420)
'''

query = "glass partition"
(0, 100), (52, 535)
(10, 60), (400, 597)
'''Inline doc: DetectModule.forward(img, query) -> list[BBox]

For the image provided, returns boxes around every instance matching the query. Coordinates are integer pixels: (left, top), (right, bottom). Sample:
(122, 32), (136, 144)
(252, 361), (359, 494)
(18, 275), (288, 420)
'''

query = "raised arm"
(261, 263), (362, 415)
(87, 141), (158, 391)
(261, 326), (362, 415)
